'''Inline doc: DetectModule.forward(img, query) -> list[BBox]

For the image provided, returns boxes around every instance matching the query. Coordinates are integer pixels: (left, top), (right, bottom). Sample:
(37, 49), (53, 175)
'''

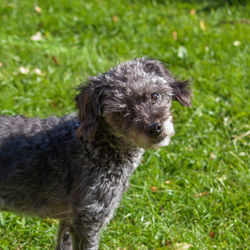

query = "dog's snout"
(147, 122), (162, 138)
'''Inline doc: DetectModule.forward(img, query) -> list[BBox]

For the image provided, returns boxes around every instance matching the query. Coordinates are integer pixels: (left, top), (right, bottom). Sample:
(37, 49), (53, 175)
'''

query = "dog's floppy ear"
(142, 59), (192, 107)
(170, 80), (192, 107)
(75, 81), (103, 142)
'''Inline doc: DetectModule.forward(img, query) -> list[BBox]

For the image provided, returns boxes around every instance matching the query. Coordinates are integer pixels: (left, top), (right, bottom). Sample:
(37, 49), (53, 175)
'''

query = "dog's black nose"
(147, 122), (162, 138)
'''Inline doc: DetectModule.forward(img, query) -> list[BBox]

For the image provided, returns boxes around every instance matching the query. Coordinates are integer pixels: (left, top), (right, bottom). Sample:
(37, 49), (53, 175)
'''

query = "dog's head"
(75, 58), (191, 149)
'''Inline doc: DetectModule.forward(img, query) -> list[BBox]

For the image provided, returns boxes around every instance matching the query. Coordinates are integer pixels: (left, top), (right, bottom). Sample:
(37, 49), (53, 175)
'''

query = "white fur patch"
(155, 117), (174, 148)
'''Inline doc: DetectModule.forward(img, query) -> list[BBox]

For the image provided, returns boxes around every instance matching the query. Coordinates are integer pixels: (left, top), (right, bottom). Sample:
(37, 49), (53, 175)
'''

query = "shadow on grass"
(129, 0), (247, 10)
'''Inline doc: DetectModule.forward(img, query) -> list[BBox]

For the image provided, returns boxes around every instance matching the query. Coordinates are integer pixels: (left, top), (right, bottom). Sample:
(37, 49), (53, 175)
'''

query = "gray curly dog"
(0, 58), (191, 249)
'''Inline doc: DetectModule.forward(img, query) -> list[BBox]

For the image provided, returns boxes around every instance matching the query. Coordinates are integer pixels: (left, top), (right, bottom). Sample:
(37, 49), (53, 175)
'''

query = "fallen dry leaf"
(31, 32), (42, 41)
(233, 130), (250, 142)
(190, 9), (196, 15)
(52, 56), (59, 65)
(194, 191), (210, 197)
(165, 180), (172, 184)
(173, 31), (178, 40)
(34, 6), (42, 13)
(217, 175), (227, 182)
(173, 243), (193, 249)
(150, 186), (158, 192)
(210, 153), (216, 159)
(233, 40), (241, 46)
(112, 16), (118, 22)
(19, 67), (30, 74)
(177, 46), (188, 59)
(210, 231), (215, 238)
(51, 101), (58, 109)
(200, 20), (206, 30)
(34, 68), (45, 76)
(166, 240), (172, 246)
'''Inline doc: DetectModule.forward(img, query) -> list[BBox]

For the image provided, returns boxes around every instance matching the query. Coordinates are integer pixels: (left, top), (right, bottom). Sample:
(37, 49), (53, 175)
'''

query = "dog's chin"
(133, 134), (173, 150)
(151, 135), (172, 149)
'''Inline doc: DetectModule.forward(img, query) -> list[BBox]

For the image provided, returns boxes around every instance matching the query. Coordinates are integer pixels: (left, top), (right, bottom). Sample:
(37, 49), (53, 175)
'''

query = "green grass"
(0, 0), (249, 249)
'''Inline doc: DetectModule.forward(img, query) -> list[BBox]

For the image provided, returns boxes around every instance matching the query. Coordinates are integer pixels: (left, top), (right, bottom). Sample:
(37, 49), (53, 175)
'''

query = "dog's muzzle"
(147, 122), (163, 140)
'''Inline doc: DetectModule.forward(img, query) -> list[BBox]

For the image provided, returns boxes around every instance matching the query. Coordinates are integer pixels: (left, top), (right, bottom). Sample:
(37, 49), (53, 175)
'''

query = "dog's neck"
(86, 120), (144, 164)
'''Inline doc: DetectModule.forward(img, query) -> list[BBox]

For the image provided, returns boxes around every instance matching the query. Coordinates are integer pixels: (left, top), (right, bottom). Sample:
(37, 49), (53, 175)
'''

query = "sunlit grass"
(0, 0), (249, 249)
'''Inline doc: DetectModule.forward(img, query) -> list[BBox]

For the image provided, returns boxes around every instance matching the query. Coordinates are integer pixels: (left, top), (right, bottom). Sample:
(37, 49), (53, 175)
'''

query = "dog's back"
(0, 114), (79, 217)
(0, 114), (79, 172)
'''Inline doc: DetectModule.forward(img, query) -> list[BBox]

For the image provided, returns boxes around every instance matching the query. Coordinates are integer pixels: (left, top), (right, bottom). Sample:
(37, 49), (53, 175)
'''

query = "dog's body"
(0, 113), (143, 248)
(0, 58), (191, 249)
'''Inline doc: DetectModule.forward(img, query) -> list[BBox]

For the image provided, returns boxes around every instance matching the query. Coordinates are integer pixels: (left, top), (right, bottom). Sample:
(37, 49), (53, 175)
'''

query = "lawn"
(0, 0), (249, 249)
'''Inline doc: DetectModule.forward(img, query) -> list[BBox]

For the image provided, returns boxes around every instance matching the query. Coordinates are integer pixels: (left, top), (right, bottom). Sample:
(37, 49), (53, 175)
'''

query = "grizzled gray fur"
(0, 58), (191, 250)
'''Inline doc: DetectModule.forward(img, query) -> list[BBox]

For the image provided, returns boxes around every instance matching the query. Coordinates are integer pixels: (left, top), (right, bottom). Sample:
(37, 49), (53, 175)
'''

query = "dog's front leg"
(56, 220), (73, 250)
(70, 219), (102, 250)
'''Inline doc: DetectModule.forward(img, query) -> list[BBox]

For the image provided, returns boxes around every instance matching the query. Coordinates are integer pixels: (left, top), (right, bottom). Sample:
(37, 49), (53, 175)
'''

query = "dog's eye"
(151, 93), (160, 102)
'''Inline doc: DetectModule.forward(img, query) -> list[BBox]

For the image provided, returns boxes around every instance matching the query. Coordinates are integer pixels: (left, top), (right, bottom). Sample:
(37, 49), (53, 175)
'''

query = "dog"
(0, 58), (191, 249)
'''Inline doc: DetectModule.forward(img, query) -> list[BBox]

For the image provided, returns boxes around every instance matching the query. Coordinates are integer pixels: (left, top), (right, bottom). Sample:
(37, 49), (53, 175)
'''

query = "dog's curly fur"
(0, 58), (191, 249)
